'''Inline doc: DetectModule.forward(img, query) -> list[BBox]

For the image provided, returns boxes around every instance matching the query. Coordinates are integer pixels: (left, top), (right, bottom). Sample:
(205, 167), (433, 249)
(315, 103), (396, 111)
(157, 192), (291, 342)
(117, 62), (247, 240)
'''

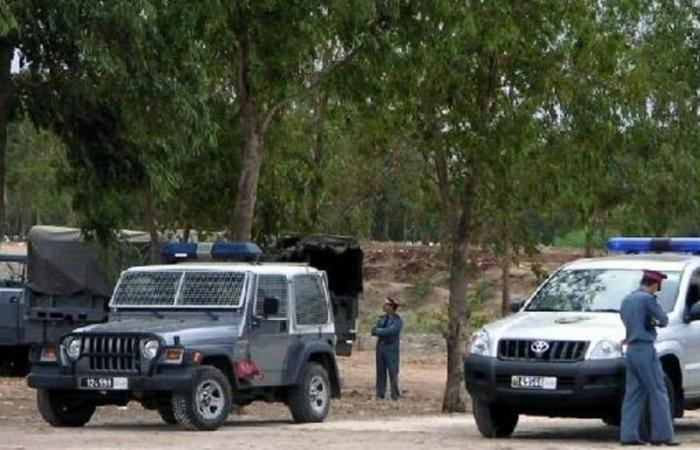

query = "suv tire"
(37, 389), (96, 427)
(288, 362), (331, 423)
(171, 366), (232, 431)
(157, 398), (177, 425)
(473, 398), (519, 438)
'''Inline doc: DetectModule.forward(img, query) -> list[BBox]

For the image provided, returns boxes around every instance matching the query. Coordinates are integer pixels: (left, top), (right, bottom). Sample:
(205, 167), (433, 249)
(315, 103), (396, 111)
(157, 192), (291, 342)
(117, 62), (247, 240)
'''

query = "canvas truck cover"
(27, 226), (152, 298)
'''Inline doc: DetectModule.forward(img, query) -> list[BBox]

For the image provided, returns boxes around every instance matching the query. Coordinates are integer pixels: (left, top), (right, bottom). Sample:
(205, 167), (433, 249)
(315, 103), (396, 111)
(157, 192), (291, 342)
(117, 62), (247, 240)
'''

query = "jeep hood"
(74, 317), (242, 345)
(484, 312), (625, 343)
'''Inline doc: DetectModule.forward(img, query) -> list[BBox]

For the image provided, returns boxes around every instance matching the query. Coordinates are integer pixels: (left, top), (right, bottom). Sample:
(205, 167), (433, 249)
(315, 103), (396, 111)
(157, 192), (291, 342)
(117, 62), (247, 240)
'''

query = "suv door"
(248, 274), (293, 386)
(0, 287), (22, 344)
(682, 269), (700, 396)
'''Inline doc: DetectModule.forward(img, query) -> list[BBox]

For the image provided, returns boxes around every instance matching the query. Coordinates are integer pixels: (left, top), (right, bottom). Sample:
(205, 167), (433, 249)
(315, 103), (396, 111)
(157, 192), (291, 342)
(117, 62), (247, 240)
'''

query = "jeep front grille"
(84, 335), (141, 373)
(497, 339), (588, 362)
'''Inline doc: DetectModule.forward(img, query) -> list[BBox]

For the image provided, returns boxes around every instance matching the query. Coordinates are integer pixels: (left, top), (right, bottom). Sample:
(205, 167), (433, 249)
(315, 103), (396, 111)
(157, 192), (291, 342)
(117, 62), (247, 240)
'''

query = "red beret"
(642, 270), (667, 284)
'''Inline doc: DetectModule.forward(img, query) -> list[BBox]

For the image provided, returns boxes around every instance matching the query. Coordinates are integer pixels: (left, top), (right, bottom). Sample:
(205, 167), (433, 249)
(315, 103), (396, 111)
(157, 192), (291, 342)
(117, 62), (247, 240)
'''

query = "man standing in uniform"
(619, 270), (679, 446)
(372, 296), (403, 400)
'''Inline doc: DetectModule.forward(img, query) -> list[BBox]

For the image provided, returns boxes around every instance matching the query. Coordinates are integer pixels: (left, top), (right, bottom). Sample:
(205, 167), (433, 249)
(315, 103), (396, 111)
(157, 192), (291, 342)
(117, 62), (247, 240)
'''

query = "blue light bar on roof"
(607, 237), (700, 254)
(161, 242), (198, 262)
(211, 242), (262, 262)
(161, 241), (262, 263)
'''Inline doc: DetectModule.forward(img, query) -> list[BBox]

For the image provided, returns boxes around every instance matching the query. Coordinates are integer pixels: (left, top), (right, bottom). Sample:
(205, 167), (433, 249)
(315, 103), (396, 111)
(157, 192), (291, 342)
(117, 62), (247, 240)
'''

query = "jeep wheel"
(37, 389), (96, 427)
(171, 366), (232, 431)
(472, 398), (518, 438)
(288, 362), (331, 423)
(157, 399), (177, 425)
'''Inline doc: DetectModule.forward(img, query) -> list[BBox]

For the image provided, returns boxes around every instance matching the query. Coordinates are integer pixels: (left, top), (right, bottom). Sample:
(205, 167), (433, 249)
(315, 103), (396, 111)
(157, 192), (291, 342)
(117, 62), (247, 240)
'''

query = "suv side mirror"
(688, 302), (700, 322)
(262, 297), (280, 318)
(510, 299), (526, 313)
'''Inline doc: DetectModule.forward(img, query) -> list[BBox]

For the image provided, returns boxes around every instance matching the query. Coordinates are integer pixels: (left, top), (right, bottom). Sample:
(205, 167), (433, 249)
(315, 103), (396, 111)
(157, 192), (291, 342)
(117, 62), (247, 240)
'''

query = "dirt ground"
(4, 350), (700, 449)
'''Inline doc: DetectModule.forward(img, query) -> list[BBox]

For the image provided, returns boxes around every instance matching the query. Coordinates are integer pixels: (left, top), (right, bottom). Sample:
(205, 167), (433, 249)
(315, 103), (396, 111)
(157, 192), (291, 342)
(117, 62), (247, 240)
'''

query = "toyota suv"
(465, 237), (700, 438)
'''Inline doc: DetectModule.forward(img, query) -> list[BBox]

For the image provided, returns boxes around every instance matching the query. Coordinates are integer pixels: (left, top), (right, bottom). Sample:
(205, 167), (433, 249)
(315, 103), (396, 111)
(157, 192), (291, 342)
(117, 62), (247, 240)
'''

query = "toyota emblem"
(531, 340), (550, 355)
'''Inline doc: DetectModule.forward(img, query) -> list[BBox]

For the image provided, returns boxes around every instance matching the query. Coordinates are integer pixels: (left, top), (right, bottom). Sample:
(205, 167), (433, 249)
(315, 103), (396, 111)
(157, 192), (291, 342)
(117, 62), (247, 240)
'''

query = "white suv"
(465, 238), (700, 438)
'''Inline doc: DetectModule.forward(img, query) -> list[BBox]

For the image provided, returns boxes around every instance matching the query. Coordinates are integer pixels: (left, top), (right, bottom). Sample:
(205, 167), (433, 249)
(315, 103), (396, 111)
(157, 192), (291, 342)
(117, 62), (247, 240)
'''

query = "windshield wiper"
(586, 308), (619, 313)
(150, 310), (164, 319)
(205, 310), (219, 321)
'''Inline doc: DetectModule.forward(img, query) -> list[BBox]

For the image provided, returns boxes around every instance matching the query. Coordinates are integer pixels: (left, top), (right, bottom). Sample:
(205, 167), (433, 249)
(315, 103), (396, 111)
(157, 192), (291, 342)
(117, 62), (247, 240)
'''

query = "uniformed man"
(372, 296), (403, 400)
(619, 270), (679, 446)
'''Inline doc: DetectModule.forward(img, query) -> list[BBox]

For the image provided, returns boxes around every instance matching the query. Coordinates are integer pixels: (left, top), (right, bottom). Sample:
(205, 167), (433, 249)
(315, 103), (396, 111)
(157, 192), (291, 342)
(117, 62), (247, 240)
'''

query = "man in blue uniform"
(619, 270), (679, 446)
(372, 296), (403, 400)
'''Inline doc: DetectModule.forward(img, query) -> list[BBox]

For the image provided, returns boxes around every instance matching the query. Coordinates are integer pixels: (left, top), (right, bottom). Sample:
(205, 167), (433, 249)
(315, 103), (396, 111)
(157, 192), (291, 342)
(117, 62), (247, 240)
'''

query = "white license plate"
(510, 375), (557, 390)
(79, 377), (128, 390)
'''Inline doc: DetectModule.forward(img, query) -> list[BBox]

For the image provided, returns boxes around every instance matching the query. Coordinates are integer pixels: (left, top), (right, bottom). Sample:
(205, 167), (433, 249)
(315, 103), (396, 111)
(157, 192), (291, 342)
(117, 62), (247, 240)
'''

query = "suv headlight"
(142, 339), (160, 360)
(589, 340), (623, 360)
(469, 329), (492, 356)
(64, 336), (82, 361)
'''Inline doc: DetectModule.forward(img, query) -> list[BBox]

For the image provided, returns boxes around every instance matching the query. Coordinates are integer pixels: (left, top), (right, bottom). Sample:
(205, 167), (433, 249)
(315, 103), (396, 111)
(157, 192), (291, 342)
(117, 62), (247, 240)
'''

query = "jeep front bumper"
(27, 364), (197, 392)
(464, 354), (625, 418)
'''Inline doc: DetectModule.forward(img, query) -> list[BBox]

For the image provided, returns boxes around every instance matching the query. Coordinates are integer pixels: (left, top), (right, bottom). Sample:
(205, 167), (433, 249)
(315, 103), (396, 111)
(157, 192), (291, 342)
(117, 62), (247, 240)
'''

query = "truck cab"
(28, 249), (342, 431)
(465, 237), (700, 438)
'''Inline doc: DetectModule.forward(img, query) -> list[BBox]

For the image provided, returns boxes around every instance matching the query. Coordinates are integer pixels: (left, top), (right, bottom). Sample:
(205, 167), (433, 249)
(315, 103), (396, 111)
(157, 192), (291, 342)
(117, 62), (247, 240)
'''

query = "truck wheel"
(288, 362), (331, 423)
(472, 398), (518, 438)
(37, 389), (96, 427)
(639, 373), (675, 441)
(171, 366), (232, 431)
(157, 399), (177, 425)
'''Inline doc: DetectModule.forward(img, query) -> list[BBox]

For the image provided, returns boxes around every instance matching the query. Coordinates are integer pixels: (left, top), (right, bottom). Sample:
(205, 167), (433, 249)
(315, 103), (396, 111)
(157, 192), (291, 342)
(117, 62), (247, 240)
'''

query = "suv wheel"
(37, 389), (96, 427)
(288, 362), (331, 423)
(171, 366), (232, 431)
(472, 398), (519, 438)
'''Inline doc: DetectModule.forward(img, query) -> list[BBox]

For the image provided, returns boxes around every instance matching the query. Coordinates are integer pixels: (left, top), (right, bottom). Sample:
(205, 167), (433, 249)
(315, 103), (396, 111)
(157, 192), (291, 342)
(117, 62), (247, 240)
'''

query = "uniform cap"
(385, 296), (400, 309)
(642, 269), (667, 285)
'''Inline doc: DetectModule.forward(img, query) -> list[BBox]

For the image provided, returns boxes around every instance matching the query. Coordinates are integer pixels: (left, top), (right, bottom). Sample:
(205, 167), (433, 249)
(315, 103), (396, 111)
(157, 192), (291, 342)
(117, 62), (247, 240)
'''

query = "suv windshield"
(526, 269), (681, 313)
(111, 270), (247, 308)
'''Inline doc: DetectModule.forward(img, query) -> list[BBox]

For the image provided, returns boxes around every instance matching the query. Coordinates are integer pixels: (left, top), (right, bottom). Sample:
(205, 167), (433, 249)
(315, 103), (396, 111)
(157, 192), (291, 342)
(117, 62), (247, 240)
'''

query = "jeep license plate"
(79, 377), (128, 390)
(510, 375), (556, 390)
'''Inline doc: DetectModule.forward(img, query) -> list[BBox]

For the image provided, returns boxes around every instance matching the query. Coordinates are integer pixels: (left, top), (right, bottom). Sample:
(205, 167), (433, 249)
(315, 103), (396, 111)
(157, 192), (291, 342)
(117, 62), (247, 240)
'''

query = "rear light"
(40, 347), (58, 363)
(162, 348), (184, 364)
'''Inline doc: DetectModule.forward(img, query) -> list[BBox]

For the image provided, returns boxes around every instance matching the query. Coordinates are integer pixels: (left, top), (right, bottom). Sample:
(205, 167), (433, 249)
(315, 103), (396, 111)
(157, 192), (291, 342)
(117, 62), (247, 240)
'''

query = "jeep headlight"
(142, 339), (160, 360)
(64, 336), (82, 361)
(469, 329), (492, 356)
(589, 340), (623, 360)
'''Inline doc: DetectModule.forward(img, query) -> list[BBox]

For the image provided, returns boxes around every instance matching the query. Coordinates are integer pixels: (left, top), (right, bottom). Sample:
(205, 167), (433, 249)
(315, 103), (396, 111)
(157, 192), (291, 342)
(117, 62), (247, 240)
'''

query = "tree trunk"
(500, 252), (511, 317)
(0, 39), (12, 241)
(145, 188), (159, 263)
(307, 88), (327, 231)
(441, 212), (470, 413)
(231, 31), (263, 242)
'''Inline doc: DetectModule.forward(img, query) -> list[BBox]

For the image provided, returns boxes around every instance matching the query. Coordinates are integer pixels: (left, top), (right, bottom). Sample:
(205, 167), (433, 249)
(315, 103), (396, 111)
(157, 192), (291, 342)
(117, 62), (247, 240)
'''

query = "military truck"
(28, 244), (344, 430)
(0, 226), (152, 375)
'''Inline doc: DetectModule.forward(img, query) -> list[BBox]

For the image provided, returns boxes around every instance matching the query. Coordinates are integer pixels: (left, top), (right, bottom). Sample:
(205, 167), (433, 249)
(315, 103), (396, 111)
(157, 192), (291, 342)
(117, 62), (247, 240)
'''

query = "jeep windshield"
(525, 269), (681, 313)
(110, 270), (248, 308)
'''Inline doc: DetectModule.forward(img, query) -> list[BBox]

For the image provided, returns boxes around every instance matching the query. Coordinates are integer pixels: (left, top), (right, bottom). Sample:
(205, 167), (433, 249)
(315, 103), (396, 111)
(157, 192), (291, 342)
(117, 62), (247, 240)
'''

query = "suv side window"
(294, 274), (328, 326)
(686, 272), (700, 312)
(255, 275), (289, 319)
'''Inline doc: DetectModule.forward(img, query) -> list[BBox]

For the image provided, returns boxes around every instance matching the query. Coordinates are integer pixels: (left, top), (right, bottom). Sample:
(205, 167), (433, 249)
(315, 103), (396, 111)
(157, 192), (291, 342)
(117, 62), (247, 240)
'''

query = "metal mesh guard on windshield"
(112, 271), (246, 307)
(179, 272), (245, 306)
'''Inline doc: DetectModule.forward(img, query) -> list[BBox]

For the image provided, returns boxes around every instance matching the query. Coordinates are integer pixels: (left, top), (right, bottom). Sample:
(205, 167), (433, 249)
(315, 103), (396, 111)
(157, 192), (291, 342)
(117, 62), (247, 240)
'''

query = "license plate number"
(79, 377), (128, 390)
(510, 375), (557, 390)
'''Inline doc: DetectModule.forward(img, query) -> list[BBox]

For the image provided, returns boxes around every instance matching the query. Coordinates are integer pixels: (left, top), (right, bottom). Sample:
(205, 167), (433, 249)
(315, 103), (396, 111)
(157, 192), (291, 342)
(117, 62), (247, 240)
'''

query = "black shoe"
(651, 441), (680, 447)
(621, 440), (648, 446)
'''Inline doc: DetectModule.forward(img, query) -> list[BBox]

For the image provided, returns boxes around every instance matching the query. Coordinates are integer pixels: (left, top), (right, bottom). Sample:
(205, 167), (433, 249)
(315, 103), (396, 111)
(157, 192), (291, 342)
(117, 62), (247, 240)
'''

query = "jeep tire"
(37, 389), (96, 427)
(157, 397), (177, 425)
(472, 398), (519, 438)
(171, 366), (232, 431)
(288, 362), (331, 423)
